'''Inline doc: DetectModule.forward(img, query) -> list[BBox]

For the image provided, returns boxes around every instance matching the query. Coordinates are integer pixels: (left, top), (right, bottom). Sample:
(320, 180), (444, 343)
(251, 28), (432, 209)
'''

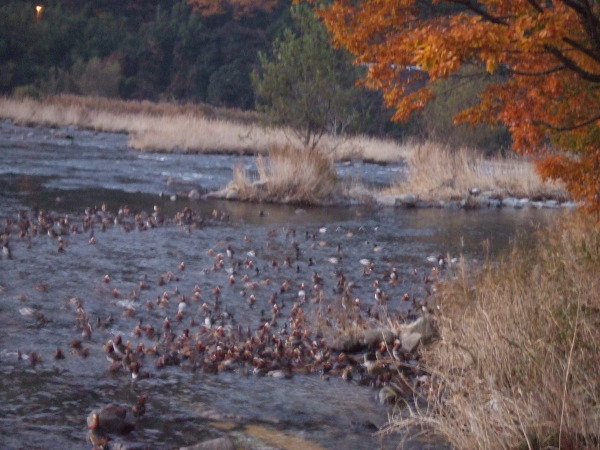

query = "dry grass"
(228, 145), (341, 205)
(0, 95), (411, 162)
(387, 214), (600, 449)
(0, 95), (571, 202)
(1, 93), (262, 125)
(385, 141), (568, 201)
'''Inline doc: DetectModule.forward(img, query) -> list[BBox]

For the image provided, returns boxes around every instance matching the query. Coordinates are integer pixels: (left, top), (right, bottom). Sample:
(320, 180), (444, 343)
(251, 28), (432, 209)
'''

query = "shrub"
(228, 144), (340, 204)
(386, 141), (567, 201)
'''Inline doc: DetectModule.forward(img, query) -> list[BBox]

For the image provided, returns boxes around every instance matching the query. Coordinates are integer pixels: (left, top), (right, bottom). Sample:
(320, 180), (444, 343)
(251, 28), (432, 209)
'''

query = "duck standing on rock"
(87, 395), (147, 445)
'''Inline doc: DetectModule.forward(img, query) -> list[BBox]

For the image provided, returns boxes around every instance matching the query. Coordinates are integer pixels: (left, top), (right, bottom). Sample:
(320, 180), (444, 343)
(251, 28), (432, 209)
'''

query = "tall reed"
(0, 95), (411, 162)
(228, 145), (341, 205)
(386, 141), (567, 201)
(387, 214), (600, 449)
(0, 95), (570, 202)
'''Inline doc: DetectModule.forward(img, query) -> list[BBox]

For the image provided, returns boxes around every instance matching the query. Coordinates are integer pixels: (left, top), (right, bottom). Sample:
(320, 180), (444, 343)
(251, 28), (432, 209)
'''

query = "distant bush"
(12, 84), (43, 99)
(415, 65), (512, 154)
(207, 61), (254, 109)
(75, 57), (122, 98)
(41, 57), (121, 98)
(229, 144), (341, 204)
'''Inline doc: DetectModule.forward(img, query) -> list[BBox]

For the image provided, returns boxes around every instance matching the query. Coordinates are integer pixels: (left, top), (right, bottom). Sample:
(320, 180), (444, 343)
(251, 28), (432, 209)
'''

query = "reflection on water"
(0, 121), (565, 449)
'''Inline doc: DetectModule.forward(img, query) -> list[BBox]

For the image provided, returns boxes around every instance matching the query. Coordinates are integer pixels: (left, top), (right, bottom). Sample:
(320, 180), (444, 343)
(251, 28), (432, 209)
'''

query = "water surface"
(0, 121), (560, 449)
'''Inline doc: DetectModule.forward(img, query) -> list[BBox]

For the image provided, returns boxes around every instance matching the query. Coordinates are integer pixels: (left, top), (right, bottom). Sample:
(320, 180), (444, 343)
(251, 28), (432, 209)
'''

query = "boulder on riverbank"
(329, 314), (437, 354)
(329, 326), (397, 352)
(371, 189), (575, 211)
(398, 313), (437, 353)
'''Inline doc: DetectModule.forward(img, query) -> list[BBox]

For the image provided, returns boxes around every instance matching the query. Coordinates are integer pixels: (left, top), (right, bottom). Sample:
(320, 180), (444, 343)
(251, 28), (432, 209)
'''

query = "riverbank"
(0, 95), (569, 208)
(0, 111), (580, 449)
(208, 143), (571, 209)
(0, 95), (408, 162)
(386, 214), (600, 449)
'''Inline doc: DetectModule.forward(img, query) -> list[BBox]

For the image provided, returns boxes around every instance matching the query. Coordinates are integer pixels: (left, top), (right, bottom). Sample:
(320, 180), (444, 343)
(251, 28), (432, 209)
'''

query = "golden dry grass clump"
(0, 94), (269, 153)
(229, 145), (341, 205)
(0, 93), (262, 126)
(388, 214), (600, 449)
(0, 94), (571, 204)
(0, 95), (411, 162)
(386, 141), (567, 201)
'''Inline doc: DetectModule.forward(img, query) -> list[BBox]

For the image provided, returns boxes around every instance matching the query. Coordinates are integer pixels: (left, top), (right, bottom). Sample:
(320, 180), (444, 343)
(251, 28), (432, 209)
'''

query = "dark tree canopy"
(251, 5), (363, 148)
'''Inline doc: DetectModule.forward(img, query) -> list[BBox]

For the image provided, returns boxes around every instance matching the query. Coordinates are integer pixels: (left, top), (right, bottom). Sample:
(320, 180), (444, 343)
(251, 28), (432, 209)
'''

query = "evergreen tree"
(252, 4), (362, 149)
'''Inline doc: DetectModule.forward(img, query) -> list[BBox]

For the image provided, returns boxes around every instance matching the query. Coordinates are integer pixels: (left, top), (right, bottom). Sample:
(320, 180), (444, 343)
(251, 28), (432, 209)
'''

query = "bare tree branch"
(525, 0), (544, 14)
(559, 0), (589, 17)
(534, 113), (600, 131)
(544, 44), (600, 82)
(447, 0), (509, 26)
(561, 0), (600, 54)
(563, 37), (600, 64)
(505, 65), (565, 76)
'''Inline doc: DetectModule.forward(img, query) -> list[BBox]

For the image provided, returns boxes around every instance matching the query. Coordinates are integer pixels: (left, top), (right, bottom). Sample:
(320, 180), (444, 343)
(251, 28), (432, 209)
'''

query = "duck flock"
(0, 203), (449, 448)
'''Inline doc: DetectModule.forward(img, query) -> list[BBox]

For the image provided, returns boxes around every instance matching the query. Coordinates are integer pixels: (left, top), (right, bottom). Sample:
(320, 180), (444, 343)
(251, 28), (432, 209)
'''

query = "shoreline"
(0, 95), (572, 209)
(0, 107), (587, 449)
(202, 182), (576, 210)
(0, 95), (411, 163)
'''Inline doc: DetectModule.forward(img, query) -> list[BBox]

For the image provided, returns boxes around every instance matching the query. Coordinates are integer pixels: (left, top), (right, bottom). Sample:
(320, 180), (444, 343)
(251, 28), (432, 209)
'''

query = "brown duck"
(87, 395), (147, 435)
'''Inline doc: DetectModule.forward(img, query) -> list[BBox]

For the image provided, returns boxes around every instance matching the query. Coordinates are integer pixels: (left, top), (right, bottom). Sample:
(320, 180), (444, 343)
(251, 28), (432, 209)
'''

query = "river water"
(0, 120), (560, 449)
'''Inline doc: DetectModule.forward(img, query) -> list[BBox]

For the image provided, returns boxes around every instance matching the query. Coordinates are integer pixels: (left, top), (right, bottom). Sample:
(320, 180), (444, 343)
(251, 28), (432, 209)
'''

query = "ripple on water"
(0, 122), (562, 449)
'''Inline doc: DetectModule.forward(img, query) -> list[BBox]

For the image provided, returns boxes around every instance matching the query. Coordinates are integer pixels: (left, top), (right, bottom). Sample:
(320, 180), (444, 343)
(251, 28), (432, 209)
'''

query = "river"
(0, 120), (560, 449)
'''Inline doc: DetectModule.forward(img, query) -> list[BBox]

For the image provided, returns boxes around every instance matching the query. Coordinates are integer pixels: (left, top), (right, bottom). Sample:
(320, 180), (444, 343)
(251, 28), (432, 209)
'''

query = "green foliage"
(40, 56), (121, 98)
(252, 5), (363, 148)
(0, 0), (425, 141)
(77, 58), (122, 98)
(0, 0), (278, 108)
(207, 61), (254, 108)
(416, 65), (511, 153)
(11, 84), (43, 99)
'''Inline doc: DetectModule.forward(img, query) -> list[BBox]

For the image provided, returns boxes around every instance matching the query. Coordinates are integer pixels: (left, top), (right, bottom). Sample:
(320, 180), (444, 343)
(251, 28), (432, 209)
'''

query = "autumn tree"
(312, 0), (600, 214)
(252, 4), (362, 149)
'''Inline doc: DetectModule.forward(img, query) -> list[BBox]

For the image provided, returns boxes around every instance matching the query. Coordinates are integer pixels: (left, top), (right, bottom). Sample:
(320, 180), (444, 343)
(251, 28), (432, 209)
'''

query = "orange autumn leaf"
(307, 0), (600, 216)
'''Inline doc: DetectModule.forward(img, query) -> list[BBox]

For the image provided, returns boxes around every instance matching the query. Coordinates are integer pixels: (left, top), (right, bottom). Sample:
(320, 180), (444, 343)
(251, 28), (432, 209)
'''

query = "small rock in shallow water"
(502, 197), (519, 208)
(373, 194), (396, 206)
(543, 200), (559, 208)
